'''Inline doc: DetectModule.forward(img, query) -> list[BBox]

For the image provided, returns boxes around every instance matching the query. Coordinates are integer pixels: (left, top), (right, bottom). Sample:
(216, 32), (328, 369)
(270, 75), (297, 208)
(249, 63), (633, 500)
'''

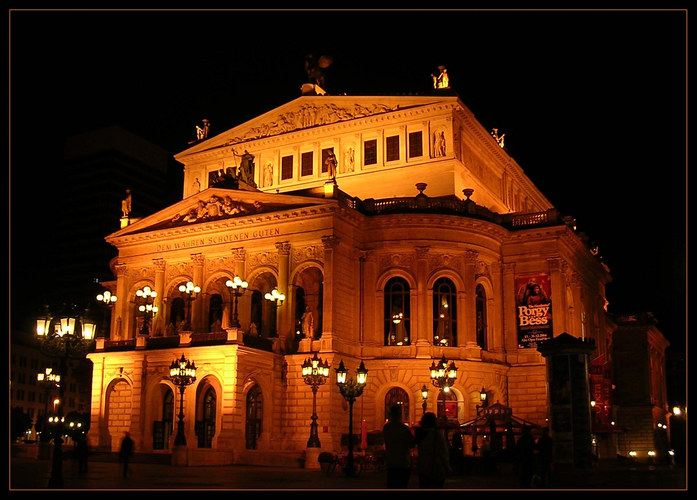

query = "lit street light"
(136, 286), (158, 335)
(225, 276), (248, 328)
(301, 353), (330, 448)
(429, 354), (458, 438)
(335, 359), (368, 477)
(169, 354), (197, 447)
(178, 282), (201, 331)
(35, 304), (96, 488)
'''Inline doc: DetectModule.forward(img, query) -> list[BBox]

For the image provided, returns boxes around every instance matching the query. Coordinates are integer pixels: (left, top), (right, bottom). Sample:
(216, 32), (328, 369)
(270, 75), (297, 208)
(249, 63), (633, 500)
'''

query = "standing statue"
(233, 148), (256, 187)
(491, 128), (506, 149)
(301, 307), (314, 339)
(325, 151), (338, 182)
(121, 189), (132, 218)
(196, 119), (211, 140)
(431, 66), (450, 89)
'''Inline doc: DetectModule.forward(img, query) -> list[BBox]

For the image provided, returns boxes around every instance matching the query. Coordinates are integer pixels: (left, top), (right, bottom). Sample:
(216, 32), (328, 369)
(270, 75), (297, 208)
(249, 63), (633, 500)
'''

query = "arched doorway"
(245, 385), (263, 449)
(384, 387), (411, 424)
(153, 387), (174, 450)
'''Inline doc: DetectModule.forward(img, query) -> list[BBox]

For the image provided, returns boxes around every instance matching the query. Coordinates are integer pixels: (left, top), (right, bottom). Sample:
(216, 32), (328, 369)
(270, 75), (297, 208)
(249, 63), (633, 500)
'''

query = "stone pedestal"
(304, 447), (321, 470)
(172, 445), (188, 466)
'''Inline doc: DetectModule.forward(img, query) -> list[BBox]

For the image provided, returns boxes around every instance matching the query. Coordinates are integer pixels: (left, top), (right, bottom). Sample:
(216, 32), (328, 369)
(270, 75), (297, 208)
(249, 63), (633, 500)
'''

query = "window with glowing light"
(433, 277), (457, 346)
(384, 276), (411, 346)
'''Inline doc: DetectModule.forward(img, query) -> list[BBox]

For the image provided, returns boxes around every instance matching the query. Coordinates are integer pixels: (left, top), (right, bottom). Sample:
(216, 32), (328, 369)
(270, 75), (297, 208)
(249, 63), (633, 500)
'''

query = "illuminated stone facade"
(87, 94), (614, 465)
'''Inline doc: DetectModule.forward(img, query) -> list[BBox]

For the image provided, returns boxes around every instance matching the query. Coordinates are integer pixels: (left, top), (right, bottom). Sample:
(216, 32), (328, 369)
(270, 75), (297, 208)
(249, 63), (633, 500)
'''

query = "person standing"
(382, 404), (416, 488)
(536, 427), (554, 487)
(75, 434), (89, 473)
(119, 432), (134, 478)
(516, 425), (536, 488)
(415, 412), (451, 488)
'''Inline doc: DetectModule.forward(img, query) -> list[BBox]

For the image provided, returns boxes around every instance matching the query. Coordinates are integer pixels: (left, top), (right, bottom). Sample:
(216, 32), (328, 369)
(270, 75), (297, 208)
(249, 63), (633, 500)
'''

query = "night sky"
(10, 9), (686, 351)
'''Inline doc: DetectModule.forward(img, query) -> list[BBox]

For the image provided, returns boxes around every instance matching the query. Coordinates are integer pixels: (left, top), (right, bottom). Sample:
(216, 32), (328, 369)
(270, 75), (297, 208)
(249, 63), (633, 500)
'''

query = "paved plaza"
(9, 453), (686, 491)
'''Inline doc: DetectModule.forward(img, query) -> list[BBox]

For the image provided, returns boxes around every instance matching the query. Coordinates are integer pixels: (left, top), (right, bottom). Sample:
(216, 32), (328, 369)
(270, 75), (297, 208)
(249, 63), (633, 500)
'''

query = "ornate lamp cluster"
(179, 281), (201, 331)
(226, 276), (248, 328)
(264, 287), (286, 305)
(335, 359), (368, 476)
(136, 286), (158, 335)
(301, 353), (330, 448)
(429, 354), (458, 423)
(169, 354), (197, 446)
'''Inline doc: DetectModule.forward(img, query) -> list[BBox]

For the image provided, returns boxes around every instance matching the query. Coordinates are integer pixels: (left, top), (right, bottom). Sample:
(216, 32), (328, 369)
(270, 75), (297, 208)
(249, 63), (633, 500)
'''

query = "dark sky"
(10, 9), (686, 350)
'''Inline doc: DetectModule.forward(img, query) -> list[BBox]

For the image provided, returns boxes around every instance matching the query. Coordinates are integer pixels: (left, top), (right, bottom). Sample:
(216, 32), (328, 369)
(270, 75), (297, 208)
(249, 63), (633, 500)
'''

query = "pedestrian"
(415, 412), (451, 488)
(75, 434), (89, 473)
(382, 404), (416, 488)
(119, 431), (134, 478)
(535, 426), (554, 487)
(515, 425), (536, 488)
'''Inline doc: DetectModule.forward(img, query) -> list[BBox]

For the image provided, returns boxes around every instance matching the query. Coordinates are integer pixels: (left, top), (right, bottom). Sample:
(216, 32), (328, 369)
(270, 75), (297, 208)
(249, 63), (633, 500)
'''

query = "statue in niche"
(192, 178), (201, 193)
(264, 162), (274, 187)
(301, 307), (314, 339)
(344, 147), (355, 173)
(434, 131), (446, 157)
(121, 189), (132, 218)
(325, 151), (338, 182)
(431, 66), (450, 89)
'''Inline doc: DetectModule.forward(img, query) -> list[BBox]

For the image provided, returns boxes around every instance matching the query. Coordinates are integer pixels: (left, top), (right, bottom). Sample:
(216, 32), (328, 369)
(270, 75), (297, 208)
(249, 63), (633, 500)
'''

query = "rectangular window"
(385, 135), (400, 162)
(321, 147), (334, 173)
(281, 155), (293, 180)
(301, 151), (314, 176)
(364, 139), (377, 165)
(408, 131), (423, 158)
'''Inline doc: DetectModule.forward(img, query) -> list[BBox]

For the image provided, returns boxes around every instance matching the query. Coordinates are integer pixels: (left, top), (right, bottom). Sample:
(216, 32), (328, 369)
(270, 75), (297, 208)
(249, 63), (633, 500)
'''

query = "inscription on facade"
(156, 227), (281, 252)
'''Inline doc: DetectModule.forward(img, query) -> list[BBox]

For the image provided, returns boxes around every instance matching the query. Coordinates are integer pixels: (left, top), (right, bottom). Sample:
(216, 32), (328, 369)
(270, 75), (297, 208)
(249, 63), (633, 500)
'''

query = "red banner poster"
(515, 273), (553, 348)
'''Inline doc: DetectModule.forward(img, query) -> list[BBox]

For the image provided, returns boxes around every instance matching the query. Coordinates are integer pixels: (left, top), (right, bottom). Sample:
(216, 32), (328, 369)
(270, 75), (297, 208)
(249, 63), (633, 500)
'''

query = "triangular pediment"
(106, 187), (335, 241)
(175, 95), (456, 159)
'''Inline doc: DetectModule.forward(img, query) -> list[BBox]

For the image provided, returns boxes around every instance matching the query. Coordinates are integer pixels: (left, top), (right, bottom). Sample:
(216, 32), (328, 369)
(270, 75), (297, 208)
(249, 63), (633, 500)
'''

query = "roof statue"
(189, 119), (211, 144)
(491, 128), (505, 149)
(303, 53), (333, 95)
(432, 65), (450, 89)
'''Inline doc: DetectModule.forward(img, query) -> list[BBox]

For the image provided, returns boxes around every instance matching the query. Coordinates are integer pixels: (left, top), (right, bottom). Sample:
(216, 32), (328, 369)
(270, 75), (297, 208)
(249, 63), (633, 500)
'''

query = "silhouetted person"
(119, 432), (134, 478)
(383, 404), (416, 488)
(516, 425), (536, 488)
(75, 434), (88, 473)
(535, 427), (554, 487)
(416, 412), (451, 488)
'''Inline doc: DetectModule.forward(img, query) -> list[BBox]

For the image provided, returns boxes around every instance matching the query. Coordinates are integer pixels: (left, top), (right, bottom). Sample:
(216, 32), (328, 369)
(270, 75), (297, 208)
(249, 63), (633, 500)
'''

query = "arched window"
(384, 277), (411, 346)
(476, 284), (488, 350)
(246, 385), (263, 449)
(168, 297), (186, 334)
(433, 277), (457, 346)
(436, 389), (458, 423)
(197, 387), (216, 448)
(208, 293), (223, 331)
(384, 387), (410, 424)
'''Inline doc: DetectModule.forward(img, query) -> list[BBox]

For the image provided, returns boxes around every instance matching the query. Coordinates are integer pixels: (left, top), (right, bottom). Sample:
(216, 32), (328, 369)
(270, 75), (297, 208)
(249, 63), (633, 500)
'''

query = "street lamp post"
(35, 305), (96, 488)
(179, 281), (201, 331)
(301, 353), (330, 448)
(225, 276), (248, 328)
(335, 359), (368, 477)
(264, 287), (285, 337)
(169, 354), (197, 447)
(476, 386), (488, 415)
(37, 368), (61, 443)
(135, 286), (157, 335)
(96, 290), (117, 337)
(421, 384), (429, 415)
(429, 354), (458, 438)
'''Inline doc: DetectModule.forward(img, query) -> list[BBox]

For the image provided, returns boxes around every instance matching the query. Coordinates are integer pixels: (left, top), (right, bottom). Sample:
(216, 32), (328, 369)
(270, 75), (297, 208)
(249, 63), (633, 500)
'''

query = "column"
(192, 253), (205, 333)
(415, 246), (430, 347)
(490, 261), (504, 352)
(362, 250), (379, 346)
(227, 248), (247, 331)
(464, 250), (478, 346)
(547, 257), (566, 336)
(114, 263), (128, 340)
(320, 236), (339, 340)
(152, 259), (166, 336)
(275, 242), (291, 345)
(502, 262), (518, 352)
(570, 273), (584, 338)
